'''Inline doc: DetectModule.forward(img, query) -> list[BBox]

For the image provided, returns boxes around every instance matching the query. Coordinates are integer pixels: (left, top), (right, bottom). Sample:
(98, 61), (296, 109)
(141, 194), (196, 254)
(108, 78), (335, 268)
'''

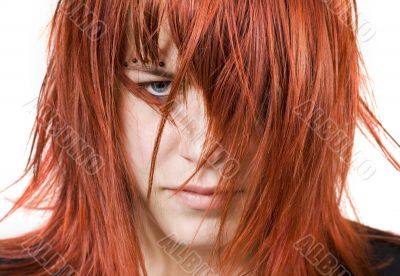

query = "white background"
(0, 1), (399, 238)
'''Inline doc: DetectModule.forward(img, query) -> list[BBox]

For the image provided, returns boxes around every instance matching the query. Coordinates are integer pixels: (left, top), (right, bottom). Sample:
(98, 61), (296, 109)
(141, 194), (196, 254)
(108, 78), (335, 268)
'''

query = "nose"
(178, 120), (225, 167)
(174, 91), (223, 167)
(178, 127), (205, 163)
(176, 91), (207, 163)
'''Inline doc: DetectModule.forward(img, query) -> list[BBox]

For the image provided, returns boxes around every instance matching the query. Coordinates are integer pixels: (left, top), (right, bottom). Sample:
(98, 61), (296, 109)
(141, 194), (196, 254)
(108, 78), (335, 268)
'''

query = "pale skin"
(119, 20), (249, 275)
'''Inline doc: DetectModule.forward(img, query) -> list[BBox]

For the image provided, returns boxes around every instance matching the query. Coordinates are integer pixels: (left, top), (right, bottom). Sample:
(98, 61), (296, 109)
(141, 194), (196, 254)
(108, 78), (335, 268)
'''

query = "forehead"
(124, 17), (178, 71)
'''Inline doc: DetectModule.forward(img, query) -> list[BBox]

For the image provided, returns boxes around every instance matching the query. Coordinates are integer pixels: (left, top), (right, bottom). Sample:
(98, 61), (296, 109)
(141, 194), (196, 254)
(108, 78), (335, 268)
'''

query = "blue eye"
(141, 81), (171, 97)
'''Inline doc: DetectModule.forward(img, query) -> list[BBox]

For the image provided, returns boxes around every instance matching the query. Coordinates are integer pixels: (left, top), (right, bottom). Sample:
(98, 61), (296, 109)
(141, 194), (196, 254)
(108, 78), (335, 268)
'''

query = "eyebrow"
(130, 66), (175, 79)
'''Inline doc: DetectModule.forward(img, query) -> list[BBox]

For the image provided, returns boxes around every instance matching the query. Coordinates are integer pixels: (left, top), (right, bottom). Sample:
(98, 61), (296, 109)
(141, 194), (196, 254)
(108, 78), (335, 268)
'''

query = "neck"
(136, 206), (219, 276)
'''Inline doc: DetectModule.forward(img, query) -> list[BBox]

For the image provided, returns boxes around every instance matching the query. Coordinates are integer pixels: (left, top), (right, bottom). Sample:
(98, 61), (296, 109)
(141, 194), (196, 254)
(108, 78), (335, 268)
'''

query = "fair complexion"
(119, 21), (248, 275)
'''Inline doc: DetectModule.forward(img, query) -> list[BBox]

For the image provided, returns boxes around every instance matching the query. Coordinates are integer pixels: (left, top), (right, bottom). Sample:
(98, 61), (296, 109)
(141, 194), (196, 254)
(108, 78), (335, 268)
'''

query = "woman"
(0, 0), (399, 275)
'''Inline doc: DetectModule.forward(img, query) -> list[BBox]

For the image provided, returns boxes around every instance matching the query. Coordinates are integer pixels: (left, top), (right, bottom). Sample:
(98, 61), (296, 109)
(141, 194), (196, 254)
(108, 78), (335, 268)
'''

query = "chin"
(155, 211), (221, 247)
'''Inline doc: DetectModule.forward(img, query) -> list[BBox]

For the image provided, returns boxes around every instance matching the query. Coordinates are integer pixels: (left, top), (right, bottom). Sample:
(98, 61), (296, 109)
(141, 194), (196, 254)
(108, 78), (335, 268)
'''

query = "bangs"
(125, 0), (166, 67)
(121, 0), (264, 136)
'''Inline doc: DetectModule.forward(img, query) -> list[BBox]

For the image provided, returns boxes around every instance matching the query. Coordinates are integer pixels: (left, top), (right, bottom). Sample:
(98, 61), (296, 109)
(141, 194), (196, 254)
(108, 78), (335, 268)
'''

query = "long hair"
(1, 0), (399, 275)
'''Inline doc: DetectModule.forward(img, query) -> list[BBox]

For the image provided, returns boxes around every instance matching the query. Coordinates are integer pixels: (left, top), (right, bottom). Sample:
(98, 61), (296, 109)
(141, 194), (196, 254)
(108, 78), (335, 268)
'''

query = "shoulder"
(368, 229), (400, 275)
(353, 221), (400, 275)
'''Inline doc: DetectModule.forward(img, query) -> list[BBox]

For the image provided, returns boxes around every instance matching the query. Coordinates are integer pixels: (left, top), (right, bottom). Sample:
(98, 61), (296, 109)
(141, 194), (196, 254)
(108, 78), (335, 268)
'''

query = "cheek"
(120, 91), (179, 191)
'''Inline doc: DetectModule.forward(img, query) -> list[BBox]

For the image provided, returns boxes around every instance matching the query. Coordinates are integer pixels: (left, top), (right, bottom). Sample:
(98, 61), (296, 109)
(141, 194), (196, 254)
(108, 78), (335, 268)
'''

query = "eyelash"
(138, 81), (172, 98)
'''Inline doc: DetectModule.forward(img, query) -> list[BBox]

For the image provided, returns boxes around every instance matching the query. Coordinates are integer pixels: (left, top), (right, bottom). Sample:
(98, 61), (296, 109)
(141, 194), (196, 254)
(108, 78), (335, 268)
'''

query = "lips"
(176, 184), (216, 195)
(163, 184), (244, 210)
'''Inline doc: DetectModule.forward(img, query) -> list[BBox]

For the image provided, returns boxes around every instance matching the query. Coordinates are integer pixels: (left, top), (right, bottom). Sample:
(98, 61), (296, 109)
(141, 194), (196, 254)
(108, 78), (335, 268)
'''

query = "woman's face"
(119, 22), (247, 247)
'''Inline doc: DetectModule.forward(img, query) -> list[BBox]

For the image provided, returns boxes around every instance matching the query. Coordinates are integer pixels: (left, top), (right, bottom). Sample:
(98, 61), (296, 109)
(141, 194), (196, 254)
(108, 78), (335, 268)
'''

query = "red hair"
(1, 0), (399, 275)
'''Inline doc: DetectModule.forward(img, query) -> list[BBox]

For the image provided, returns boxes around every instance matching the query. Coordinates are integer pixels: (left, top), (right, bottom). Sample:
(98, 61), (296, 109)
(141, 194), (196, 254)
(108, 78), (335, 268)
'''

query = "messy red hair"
(1, 0), (399, 275)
